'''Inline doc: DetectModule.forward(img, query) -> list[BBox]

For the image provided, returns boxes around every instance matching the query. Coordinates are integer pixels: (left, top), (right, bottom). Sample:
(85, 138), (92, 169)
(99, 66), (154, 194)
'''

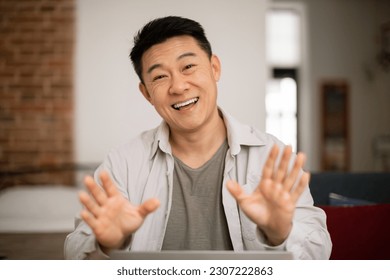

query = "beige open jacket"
(64, 108), (332, 259)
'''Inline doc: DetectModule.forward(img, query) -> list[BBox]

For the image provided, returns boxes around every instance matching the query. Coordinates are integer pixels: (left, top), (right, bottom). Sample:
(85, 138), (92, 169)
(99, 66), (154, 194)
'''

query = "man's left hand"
(226, 144), (310, 246)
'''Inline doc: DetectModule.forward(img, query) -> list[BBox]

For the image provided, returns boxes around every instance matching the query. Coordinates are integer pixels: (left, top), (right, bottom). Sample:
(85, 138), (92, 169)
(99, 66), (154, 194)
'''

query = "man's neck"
(169, 110), (227, 169)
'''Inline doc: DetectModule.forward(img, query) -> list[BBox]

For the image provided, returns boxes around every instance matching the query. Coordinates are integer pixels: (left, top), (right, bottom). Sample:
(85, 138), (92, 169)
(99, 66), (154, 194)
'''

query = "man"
(64, 16), (332, 259)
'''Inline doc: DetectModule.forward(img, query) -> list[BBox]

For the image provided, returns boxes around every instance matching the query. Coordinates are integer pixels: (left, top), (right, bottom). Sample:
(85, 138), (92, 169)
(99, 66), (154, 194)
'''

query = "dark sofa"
(309, 172), (390, 260)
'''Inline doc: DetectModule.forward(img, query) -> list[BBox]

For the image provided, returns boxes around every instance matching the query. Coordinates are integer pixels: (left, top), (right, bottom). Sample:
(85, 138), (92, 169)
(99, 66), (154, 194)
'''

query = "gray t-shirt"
(162, 140), (233, 250)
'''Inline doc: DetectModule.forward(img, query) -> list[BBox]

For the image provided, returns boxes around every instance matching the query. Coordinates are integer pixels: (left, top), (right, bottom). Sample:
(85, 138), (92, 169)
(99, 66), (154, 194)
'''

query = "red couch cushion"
(320, 204), (390, 260)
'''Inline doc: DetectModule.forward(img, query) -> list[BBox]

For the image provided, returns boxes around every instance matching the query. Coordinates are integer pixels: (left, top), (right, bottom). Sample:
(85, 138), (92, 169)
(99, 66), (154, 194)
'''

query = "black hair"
(130, 16), (212, 83)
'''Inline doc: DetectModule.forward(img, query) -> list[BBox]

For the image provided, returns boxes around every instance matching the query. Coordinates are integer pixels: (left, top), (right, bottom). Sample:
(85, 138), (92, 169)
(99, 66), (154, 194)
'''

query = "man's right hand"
(79, 171), (160, 252)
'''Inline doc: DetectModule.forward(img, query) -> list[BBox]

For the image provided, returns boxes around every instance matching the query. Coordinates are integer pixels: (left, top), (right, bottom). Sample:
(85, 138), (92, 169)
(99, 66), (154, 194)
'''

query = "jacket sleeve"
(284, 187), (332, 259)
(63, 217), (110, 260)
(241, 185), (332, 259)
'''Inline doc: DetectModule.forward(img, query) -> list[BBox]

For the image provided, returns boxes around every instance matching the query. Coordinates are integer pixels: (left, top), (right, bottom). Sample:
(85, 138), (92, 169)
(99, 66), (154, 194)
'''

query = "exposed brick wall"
(0, 0), (75, 187)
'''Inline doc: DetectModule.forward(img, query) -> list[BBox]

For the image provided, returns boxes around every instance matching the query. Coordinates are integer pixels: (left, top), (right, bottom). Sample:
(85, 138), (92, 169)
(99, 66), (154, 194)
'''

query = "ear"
(139, 82), (153, 105)
(210, 55), (221, 82)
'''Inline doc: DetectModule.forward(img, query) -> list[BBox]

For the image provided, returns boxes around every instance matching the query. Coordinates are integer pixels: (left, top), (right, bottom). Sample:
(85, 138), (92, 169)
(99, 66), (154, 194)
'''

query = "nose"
(168, 73), (189, 95)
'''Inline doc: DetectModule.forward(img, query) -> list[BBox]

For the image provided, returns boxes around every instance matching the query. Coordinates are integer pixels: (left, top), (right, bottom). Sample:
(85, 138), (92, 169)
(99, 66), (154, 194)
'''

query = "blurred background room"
(0, 0), (389, 259)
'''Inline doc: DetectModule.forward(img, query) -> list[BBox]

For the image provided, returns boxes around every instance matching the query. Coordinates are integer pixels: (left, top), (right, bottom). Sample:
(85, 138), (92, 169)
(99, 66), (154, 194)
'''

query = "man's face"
(139, 35), (221, 134)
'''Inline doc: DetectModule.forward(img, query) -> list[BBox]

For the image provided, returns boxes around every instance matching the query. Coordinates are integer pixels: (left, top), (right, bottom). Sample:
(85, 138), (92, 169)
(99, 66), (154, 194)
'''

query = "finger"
(79, 191), (101, 218)
(99, 171), (120, 197)
(138, 198), (160, 218)
(262, 145), (279, 179)
(84, 175), (108, 206)
(291, 172), (310, 203)
(274, 145), (292, 183)
(283, 152), (306, 192)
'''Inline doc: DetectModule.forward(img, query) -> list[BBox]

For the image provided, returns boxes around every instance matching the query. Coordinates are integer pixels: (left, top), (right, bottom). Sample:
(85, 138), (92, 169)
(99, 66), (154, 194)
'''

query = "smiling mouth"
(172, 97), (199, 110)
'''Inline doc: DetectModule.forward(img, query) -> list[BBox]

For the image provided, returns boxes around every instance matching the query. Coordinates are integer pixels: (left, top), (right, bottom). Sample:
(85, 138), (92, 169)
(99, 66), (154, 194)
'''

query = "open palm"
(227, 145), (309, 245)
(79, 171), (160, 250)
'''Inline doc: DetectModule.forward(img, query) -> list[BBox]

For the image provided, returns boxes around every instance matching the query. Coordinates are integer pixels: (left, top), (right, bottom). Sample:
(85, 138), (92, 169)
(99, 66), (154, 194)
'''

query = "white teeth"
(173, 97), (199, 110)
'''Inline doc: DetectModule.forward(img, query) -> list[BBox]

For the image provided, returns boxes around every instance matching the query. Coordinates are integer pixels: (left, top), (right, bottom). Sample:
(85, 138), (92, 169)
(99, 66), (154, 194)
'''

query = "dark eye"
(184, 64), (196, 71)
(153, 75), (166, 81)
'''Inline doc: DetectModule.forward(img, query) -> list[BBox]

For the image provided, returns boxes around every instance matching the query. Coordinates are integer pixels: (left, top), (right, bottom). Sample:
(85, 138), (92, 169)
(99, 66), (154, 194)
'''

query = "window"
(266, 71), (297, 152)
(266, 7), (302, 152)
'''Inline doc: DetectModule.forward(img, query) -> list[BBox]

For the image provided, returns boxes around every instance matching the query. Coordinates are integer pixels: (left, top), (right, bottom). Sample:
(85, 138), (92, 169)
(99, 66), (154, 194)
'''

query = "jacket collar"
(219, 107), (266, 155)
(150, 107), (266, 159)
(150, 121), (171, 159)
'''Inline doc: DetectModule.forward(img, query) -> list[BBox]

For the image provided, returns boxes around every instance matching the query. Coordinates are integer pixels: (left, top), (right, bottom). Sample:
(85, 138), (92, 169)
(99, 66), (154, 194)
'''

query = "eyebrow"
(146, 52), (197, 74)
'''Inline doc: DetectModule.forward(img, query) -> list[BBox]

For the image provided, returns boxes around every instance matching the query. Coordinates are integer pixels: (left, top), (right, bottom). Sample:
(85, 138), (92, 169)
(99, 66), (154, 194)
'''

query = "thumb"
(138, 198), (160, 218)
(226, 180), (245, 201)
